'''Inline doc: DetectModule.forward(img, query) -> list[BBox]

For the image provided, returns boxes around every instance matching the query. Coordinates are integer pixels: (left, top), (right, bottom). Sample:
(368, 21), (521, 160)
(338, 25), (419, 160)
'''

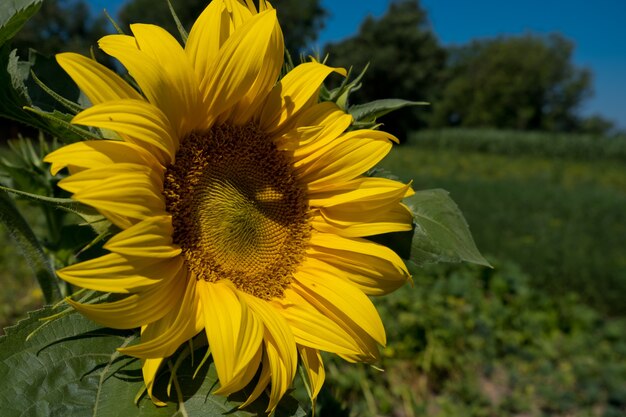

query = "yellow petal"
(293, 261), (386, 348)
(137, 306), (183, 405)
(197, 280), (263, 394)
(292, 102), (353, 159)
(57, 253), (182, 293)
(201, 9), (282, 126)
(142, 357), (166, 405)
(272, 288), (365, 356)
(308, 177), (414, 208)
(98, 34), (164, 104)
(242, 293), (297, 413)
(259, 62), (346, 134)
(60, 166), (166, 229)
(226, 16), (283, 125)
(298, 345), (325, 402)
(306, 242), (410, 296)
(274, 125), (324, 151)
(313, 203), (414, 237)
(56, 52), (143, 105)
(292, 277), (381, 364)
(310, 232), (408, 273)
(216, 348), (262, 396)
(239, 351), (271, 408)
(224, 0), (256, 22)
(103, 215), (180, 258)
(72, 99), (177, 164)
(186, 0), (229, 86)
(296, 130), (394, 191)
(315, 192), (410, 222)
(129, 23), (202, 136)
(44, 140), (162, 176)
(57, 162), (161, 195)
(256, 0), (271, 12)
(120, 273), (203, 358)
(99, 34), (198, 139)
(67, 260), (185, 329)
(187, 0), (260, 66)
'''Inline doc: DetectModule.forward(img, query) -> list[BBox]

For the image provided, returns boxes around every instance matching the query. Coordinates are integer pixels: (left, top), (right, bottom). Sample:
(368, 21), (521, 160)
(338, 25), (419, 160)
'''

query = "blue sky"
(89, 0), (626, 128)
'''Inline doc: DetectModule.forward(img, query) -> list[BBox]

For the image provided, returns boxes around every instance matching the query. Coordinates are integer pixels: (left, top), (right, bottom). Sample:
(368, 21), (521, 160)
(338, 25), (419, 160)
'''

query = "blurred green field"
(380, 129), (626, 315)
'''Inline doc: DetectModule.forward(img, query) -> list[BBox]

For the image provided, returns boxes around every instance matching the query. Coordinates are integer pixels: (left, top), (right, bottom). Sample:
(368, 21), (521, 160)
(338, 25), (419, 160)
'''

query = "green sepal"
(29, 69), (84, 114)
(103, 9), (125, 35)
(322, 64), (368, 109)
(166, 0), (188, 44)
(24, 106), (97, 142)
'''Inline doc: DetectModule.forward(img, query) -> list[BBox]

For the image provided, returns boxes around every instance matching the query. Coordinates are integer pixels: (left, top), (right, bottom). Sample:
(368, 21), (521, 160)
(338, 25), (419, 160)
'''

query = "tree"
(11, 0), (108, 58)
(431, 34), (592, 132)
(272, 0), (326, 53)
(578, 115), (616, 137)
(324, 0), (446, 139)
(118, 0), (327, 53)
(3, 0), (109, 142)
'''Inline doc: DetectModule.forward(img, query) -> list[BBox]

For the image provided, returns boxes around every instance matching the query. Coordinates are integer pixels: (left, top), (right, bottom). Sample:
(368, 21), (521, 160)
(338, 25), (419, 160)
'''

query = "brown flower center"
(163, 124), (309, 299)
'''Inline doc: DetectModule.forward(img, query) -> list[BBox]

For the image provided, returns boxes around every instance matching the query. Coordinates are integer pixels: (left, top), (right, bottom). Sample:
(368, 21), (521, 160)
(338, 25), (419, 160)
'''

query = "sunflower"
(44, 0), (413, 411)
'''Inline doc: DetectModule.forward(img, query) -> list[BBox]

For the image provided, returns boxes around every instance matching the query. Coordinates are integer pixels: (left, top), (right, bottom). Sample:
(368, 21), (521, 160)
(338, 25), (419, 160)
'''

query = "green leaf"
(0, 0), (42, 48)
(0, 306), (306, 417)
(0, 190), (61, 303)
(348, 99), (428, 124)
(405, 189), (491, 267)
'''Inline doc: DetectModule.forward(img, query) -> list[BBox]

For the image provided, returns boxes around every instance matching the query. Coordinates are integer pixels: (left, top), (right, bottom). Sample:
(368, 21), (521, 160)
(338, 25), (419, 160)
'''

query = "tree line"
(8, 0), (616, 138)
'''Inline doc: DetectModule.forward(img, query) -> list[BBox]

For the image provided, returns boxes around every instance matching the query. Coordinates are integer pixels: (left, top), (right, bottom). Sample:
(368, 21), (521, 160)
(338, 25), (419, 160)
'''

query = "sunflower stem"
(0, 190), (61, 303)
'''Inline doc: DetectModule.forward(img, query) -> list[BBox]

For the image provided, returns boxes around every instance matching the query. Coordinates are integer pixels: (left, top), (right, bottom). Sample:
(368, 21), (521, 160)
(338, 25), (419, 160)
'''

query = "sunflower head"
(44, 0), (413, 412)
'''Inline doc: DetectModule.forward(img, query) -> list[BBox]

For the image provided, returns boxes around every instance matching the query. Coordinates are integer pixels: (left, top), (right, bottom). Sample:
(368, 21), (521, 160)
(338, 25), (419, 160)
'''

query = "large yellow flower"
(44, 0), (413, 411)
